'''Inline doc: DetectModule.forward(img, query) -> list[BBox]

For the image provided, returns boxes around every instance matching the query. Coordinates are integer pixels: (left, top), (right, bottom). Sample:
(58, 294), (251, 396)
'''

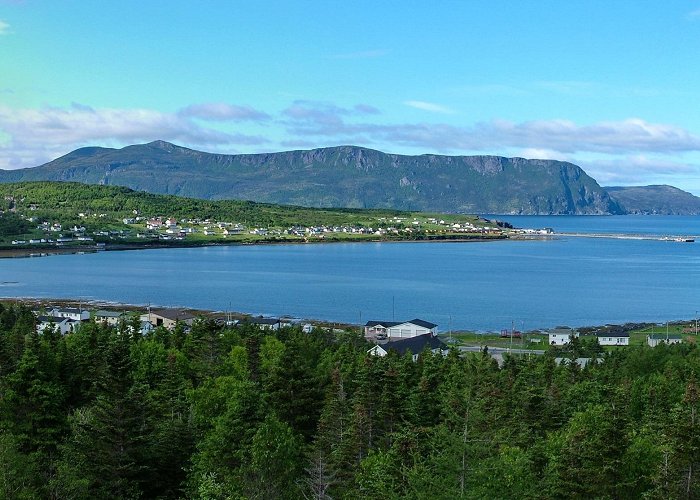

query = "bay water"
(2, 215), (699, 331)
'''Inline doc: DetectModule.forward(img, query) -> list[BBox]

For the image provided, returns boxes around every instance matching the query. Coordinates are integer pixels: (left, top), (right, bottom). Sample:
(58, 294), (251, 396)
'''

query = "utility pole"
(509, 319), (514, 354)
(449, 314), (452, 344)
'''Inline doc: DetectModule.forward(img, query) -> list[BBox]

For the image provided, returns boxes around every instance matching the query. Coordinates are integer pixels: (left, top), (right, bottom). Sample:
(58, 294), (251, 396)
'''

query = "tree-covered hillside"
(606, 185), (700, 215)
(1, 303), (699, 498)
(0, 182), (501, 248)
(0, 181), (409, 228)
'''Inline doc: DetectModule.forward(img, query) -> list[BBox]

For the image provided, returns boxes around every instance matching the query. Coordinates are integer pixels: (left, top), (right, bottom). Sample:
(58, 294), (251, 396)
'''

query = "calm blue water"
(2, 215), (700, 331)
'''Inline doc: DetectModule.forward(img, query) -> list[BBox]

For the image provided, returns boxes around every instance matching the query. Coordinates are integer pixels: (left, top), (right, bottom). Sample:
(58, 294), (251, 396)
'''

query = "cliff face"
(0, 141), (624, 214)
(605, 185), (700, 215)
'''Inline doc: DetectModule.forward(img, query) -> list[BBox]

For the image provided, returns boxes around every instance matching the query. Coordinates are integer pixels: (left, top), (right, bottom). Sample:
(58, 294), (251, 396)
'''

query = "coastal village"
(5, 199), (514, 248)
(30, 303), (694, 365)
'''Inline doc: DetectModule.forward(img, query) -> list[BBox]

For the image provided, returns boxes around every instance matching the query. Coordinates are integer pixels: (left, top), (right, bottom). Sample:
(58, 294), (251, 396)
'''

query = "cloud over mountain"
(2, 100), (699, 193)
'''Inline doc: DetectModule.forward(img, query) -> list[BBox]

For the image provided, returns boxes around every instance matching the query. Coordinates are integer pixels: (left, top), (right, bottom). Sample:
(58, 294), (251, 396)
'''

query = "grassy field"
(447, 331), (549, 350)
(450, 322), (699, 351)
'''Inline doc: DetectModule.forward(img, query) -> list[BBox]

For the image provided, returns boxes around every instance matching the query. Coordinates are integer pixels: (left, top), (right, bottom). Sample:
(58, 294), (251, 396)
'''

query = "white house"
(647, 334), (683, 347)
(597, 332), (630, 346)
(247, 317), (281, 331)
(49, 307), (90, 322)
(36, 316), (78, 335)
(548, 328), (578, 346)
(367, 344), (388, 357)
(364, 319), (438, 339)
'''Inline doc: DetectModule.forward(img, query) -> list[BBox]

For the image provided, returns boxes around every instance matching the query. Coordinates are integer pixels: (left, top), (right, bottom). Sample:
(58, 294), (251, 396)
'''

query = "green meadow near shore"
(0, 181), (506, 251)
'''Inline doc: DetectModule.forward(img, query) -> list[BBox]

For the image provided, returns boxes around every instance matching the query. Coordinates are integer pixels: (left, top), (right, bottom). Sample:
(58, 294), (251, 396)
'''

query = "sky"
(2, 1), (700, 192)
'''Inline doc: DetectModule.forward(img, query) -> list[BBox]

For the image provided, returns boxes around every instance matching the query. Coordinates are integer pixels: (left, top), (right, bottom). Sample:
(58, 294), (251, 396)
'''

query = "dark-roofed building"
(141, 309), (196, 329)
(368, 333), (448, 361)
(597, 331), (630, 346)
(36, 315), (78, 335)
(247, 317), (282, 331)
(364, 318), (438, 340)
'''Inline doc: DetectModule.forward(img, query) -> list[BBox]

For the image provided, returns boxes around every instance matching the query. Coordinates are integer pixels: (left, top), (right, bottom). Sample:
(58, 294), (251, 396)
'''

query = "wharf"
(557, 232), (696, 242)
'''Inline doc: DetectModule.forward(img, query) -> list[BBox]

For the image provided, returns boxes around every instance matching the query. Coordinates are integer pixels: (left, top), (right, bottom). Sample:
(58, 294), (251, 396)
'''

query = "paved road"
(458, 345), (545, 356)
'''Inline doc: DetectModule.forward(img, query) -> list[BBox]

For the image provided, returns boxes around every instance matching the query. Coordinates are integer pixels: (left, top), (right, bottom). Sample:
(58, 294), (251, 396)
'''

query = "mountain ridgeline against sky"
(0, 140), (647, 215)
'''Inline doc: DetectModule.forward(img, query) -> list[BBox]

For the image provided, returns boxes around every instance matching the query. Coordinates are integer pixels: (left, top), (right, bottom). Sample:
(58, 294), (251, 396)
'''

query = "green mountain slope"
(0, 141), (623, 215)
(605, 185), (700, 215)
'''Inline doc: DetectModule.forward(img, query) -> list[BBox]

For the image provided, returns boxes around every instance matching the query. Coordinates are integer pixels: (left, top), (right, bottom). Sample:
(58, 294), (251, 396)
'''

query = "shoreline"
(0, 233), (508, 259)
(3, 296), (695, 337)
(0, 296), (356, 330)
(3, 228), (693, 261)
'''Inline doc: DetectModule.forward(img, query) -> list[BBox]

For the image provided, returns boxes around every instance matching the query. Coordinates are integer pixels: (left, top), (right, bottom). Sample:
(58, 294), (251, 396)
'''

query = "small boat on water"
(661, 236), (695, 243)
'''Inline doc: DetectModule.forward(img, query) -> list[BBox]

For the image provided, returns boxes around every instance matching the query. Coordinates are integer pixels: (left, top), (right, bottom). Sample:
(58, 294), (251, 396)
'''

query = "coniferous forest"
(1, 303), (699, 499)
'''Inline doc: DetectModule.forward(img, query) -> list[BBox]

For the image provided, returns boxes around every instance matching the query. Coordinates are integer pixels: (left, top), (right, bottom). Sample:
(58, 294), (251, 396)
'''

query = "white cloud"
(0, 20), (10, 35)
(282, 106), (700, 156)
(688, 8), (700, 19)
(534, 80), (598, 95)
(518, 148), (572, 161)
(0, 103), (267, 169)
(178, 102), (270, 122)
(404, 100), (454, 114)
(583, 155), (700, 185)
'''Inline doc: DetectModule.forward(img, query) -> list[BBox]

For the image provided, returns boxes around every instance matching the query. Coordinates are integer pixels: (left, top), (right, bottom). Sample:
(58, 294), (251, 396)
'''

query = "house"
(364, 319), (438, 340)
(36, 316), (79, 335)
(50, 307), (90, 322)
(247, 317), (282, 331)
(93, 309), (125, 326)
(138, 321), (155, 336)
(367, 333), (448, 361)
(596, 332), (630, 346)
(140, 309), (196, 329)
(647, 334), (683, 347)
(548, 328), (579, 346)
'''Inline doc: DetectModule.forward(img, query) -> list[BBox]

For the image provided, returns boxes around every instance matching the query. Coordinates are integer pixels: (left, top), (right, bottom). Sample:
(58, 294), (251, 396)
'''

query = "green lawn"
(447, 331), (549, 350)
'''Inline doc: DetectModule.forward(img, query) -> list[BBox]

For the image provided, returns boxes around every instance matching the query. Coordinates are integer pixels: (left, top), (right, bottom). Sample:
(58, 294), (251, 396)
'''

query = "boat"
(662, 236), (694, 243)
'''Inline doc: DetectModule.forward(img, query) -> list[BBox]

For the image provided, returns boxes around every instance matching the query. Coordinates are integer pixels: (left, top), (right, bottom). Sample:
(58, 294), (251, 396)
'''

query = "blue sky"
(2, 1), (700, 192)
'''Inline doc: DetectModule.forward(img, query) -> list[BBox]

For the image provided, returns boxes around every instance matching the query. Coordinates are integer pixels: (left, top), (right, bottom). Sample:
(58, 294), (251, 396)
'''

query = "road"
(458, 345), (546, 356)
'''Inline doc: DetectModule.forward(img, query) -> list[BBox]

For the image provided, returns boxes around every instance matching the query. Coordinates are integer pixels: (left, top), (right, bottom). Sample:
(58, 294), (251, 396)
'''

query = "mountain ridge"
(0, 141), (653, 215)
(605, 185), (700, 215)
